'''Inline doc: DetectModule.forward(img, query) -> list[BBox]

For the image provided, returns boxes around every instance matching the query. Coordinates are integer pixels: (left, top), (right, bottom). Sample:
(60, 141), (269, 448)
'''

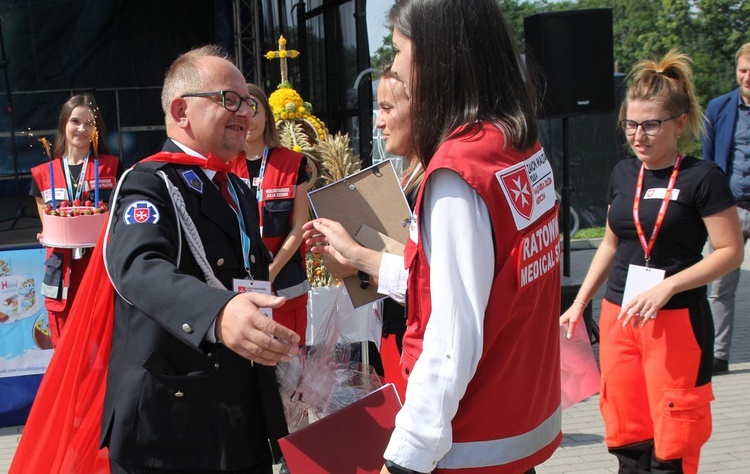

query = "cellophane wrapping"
(277, 285), (383, 432)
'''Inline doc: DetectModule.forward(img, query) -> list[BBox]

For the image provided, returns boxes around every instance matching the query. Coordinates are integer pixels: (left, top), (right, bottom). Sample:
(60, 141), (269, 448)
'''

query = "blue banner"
(0, 247), (51, 427)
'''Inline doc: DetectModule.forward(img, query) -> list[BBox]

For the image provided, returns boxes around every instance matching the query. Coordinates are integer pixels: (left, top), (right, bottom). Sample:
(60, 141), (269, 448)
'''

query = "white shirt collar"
(170, 139), (216, 179)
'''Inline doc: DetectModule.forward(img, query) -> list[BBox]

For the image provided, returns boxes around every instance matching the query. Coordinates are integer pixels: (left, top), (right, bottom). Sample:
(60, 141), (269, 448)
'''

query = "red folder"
(279, 383), (403, 474)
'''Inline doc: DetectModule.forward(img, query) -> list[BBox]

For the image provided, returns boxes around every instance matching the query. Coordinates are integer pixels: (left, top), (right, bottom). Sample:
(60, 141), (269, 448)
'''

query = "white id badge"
(233, 278), (273, 318)
(622, 264), (665, 314)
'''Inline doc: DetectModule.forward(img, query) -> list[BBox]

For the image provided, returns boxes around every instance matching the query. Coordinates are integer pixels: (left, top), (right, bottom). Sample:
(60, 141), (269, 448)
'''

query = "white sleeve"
(377, 252), (408, 304)
(383, 168), (494, 473)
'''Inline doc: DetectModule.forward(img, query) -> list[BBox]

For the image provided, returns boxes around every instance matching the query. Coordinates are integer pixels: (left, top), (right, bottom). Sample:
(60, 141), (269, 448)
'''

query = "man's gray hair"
(161, 45), (232, 125)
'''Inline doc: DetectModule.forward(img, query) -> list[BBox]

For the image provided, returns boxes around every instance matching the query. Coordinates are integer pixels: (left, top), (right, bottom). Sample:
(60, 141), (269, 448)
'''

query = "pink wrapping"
(560, 323), (600, 409)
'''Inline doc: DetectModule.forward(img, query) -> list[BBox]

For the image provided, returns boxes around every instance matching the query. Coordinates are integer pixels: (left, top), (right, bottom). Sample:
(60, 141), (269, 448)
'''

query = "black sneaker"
(713, 357), (729, 375)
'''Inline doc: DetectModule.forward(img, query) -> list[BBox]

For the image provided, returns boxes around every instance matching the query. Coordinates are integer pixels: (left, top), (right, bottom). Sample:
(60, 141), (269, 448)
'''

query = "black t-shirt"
(30, 163), (87, 199)
(604, 156), (735, 308)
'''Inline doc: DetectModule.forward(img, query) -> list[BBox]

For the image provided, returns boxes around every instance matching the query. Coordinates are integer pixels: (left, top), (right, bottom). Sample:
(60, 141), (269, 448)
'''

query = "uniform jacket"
(101, 141), (287, 470)
(703, 88), (741, 173)
(403, 125), (562, 473)
(231, 147), (309, 298)
(31, 154), (119, 312)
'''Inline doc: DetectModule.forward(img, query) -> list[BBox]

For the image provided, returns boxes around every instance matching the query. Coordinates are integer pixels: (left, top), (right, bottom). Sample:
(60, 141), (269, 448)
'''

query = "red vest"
(231, 147), (309, 297)
(30, 155), (120, 312)
(31, 154), (119, 206)
(403, 124), (562, 473)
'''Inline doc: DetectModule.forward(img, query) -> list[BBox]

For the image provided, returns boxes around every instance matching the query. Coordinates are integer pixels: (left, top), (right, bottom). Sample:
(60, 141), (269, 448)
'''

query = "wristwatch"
(357, 270), (370, 289)
(384, 460), (426, 474)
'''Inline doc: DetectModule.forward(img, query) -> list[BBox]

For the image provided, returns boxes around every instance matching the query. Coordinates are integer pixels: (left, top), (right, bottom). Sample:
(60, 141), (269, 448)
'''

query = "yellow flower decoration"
(268, 85), (305, 121)
(266, 36), (329, 145)
(293, 145), (303, 153)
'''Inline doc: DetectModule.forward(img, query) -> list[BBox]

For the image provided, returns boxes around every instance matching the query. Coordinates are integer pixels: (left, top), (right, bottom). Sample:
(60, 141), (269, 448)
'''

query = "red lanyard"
(632, 153), (682, 267)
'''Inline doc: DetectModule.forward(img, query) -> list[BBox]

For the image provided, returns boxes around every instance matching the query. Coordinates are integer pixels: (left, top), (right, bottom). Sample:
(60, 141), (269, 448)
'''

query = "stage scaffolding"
(233, 0), (262, 84)
(0, 0), (372, 180)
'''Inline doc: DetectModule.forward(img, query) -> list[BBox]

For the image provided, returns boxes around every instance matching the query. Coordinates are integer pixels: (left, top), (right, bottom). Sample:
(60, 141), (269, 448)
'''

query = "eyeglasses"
(180, 90), (258, 116)
(619, 116), (680, 136)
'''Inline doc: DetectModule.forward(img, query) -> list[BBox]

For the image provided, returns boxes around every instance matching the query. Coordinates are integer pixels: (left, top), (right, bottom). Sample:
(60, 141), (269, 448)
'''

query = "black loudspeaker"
(524, 9), (614, 118)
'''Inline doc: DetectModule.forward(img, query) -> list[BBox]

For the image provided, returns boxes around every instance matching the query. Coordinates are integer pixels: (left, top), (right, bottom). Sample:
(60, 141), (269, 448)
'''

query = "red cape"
(10, 230), (113, 474)
(10, 152), (236, 473)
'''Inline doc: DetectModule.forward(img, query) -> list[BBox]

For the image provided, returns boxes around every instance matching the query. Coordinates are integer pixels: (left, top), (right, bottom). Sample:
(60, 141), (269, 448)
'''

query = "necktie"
(213, 171), (238, 212)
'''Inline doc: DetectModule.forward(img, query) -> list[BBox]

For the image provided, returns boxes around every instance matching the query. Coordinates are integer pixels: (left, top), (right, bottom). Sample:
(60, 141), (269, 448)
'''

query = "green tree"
(693, 0), (749, 105)
(498, 0), (551, 50)
(371, 0), (749, 134)
(371, 27), (394, 70)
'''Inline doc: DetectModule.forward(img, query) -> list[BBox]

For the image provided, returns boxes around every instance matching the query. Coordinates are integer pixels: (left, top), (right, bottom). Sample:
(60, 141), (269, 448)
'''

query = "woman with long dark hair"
(305, 1), (563, 472)
(29, 93), (121, 346)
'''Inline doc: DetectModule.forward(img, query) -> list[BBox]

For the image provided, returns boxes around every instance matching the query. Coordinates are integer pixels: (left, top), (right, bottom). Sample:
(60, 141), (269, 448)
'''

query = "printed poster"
(0, 248), (53, 378)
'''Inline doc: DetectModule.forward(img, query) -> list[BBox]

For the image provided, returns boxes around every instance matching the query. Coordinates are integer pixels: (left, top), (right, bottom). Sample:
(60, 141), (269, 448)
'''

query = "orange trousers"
(598, 298), (714, 474)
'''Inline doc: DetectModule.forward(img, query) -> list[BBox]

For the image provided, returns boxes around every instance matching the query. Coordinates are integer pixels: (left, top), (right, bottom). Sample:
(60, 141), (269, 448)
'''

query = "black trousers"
(110, 459), (273, 474)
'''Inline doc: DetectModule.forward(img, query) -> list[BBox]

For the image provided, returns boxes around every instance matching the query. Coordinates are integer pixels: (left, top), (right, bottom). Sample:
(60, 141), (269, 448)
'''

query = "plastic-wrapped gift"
(560, 322), (600, 409)
(277, 284), (383, 432)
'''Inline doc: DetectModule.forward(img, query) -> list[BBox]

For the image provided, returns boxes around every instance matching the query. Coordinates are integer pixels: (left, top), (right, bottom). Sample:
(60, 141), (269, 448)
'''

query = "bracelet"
(357, 270), (370, 290)
(573, 299), (588, 308)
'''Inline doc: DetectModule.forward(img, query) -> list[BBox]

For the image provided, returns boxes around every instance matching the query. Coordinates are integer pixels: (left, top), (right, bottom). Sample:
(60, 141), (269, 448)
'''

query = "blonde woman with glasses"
(561, 50), (744, 473)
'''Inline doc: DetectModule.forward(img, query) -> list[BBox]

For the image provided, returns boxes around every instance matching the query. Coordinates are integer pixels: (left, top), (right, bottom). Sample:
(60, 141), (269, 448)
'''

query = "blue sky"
(367, 0), (394, 54)
(366, 1), (564, 53)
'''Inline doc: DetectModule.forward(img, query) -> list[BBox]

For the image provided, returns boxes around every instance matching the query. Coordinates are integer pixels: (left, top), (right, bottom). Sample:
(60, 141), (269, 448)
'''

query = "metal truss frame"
(233, 0), (261, 83)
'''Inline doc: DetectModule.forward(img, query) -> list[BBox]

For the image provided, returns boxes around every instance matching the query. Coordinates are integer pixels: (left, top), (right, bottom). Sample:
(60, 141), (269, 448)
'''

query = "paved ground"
(1, 237), (749, 473)
(535, 243), (750, 473)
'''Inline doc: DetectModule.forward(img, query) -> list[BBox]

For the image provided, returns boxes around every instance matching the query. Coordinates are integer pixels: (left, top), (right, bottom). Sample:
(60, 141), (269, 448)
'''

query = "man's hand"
(216, 293), (300, 365)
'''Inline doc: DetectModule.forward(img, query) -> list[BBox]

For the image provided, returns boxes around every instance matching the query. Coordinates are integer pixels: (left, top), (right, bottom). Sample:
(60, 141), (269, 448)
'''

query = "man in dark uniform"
(101, 45), (300, 474)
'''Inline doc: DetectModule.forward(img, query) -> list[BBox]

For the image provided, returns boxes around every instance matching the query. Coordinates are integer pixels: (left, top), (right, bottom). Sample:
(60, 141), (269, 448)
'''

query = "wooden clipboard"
(308, 160), (412, 307)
